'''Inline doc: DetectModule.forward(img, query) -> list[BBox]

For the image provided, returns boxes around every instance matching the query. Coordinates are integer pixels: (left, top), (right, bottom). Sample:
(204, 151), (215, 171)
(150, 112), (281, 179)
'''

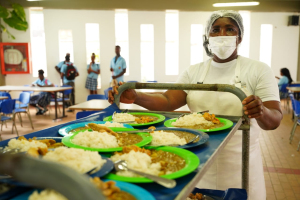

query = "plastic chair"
(104, 87), (112, 100)
(147, 81), (157, 83)
(0, 99), (18, 138)
(14, 92), (34, 130)
(127, 81), (138, 83)
(0, 92), (11, 99)
(87, 94), (106, 101)
(15, 92), (31, 109)
(50, 85), (73, 114)
(279, 83), (290, 111)
(289, 94), (300, 149)
(76, 111), (99, 119)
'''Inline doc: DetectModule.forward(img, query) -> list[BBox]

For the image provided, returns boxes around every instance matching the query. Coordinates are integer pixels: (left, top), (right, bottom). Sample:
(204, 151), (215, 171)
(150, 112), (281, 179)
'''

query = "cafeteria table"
(0, 83), (250, 200)
(69, 99), (190, 112)
(0, 96), (8, 100)
(0, 86), (72, 120)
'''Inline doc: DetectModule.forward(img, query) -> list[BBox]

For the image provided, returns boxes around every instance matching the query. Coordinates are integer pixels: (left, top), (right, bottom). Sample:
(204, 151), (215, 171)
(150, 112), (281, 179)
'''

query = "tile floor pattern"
(1, 106), (300, 200)
(261, 108), (300, 200)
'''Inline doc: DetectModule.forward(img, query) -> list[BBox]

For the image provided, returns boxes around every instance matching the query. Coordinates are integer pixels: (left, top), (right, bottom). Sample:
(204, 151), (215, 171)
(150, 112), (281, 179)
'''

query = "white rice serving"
(4, 138), (47, 152)
(29, 190), (67, 200)
(43, 147), (106, 173)
(172, 113), (214, 127)
(112, 113), (136, 122)
(110, 150), (161, 177)
(103, 121), (124, 127)
(150, 131), (186, 146)
(71, 130), (119, 148)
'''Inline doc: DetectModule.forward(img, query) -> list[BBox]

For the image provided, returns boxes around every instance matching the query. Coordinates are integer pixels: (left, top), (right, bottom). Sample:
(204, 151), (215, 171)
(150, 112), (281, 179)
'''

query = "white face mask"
(208, 36), (237, 60)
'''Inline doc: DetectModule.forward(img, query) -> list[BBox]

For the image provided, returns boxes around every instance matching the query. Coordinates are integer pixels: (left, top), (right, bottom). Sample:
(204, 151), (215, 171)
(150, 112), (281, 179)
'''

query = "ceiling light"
(213, 2), (260, 7)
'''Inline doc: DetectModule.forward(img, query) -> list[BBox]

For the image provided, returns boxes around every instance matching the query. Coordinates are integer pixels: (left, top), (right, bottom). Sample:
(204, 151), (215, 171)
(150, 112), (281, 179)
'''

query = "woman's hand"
(242, 95), (264, 118)
(108, 82), (137, 104)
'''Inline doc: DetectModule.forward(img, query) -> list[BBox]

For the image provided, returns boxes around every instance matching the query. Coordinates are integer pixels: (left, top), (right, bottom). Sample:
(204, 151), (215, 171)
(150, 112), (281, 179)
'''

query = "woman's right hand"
(108, 82), (137, 104)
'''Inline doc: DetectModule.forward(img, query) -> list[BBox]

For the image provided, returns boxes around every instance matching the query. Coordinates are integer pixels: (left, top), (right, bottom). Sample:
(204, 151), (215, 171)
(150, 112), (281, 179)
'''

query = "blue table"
(0, 104), (242, 200)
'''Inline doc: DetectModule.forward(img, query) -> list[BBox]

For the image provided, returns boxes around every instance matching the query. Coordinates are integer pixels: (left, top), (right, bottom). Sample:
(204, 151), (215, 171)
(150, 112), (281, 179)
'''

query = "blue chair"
(0, 99), (18, 139)
(0, 92), (11, 99)
(50, 85), (73, 114)
(87, 94), (106, 101)
(127, 81), (138, 83)
(14, 92), (34, 130)
(104, 87), (112, 100)
(15, 92), (31, 109)
(147, 81), (157, 83)
(288, 94), (300, 151)
(76, 111), (99, 119)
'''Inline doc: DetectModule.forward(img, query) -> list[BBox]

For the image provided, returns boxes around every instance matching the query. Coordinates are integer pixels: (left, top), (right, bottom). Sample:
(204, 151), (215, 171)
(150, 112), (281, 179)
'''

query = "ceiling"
(1, 0), (300, 12)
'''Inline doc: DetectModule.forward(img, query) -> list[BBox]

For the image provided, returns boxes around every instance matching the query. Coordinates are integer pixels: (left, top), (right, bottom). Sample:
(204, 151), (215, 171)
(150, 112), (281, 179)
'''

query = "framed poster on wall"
(0, 43), (32, 75)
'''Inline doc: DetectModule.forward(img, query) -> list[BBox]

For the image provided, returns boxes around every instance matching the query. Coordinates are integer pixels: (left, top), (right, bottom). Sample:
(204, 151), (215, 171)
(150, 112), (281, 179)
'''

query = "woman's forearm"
(256, 103), (282, 130)
(134, 90), (187, 111)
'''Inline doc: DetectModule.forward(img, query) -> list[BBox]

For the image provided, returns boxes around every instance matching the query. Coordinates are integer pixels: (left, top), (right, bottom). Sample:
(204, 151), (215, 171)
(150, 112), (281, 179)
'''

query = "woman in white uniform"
(108, 10), (282, 200)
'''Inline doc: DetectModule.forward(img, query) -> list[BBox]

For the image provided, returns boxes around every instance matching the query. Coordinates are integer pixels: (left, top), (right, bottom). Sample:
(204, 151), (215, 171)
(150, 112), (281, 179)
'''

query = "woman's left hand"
(242, 95), (264, 118)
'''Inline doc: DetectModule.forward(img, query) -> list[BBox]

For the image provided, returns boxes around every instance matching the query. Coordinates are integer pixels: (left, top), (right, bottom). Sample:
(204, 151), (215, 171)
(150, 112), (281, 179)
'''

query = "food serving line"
(0, 83), (249, 200)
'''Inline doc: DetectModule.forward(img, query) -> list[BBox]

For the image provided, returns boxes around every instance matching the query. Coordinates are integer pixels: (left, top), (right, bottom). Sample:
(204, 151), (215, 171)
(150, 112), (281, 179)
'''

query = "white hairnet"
(205, 10), (244, 39)
(203, 10), (244, 57)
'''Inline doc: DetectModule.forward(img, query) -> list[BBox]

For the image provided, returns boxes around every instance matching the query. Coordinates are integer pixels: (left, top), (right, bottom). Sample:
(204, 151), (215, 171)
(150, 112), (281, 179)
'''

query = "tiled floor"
(0, 106), (77, 141)
(1, 105), (300, 200)
(261, 107), (300, 200)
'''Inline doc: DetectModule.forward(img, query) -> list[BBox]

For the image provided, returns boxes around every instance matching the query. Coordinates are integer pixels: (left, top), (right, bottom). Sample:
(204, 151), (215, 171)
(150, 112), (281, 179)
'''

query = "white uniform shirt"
(177, 56), (280, 104)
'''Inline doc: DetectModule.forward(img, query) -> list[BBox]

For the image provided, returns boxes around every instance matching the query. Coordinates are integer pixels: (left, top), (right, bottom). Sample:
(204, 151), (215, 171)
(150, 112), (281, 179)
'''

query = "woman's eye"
(211, 29), (219, 33)
(227, 28), (234, 32)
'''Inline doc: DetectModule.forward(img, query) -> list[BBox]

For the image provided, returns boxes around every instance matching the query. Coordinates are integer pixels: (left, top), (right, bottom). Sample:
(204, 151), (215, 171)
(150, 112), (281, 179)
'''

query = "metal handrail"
(113, 82), (250, 197)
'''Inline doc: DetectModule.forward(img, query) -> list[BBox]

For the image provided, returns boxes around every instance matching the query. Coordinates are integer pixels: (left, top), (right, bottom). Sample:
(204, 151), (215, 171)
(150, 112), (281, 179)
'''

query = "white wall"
(249, 12), (299, 81)
(1, 9), (299, 103)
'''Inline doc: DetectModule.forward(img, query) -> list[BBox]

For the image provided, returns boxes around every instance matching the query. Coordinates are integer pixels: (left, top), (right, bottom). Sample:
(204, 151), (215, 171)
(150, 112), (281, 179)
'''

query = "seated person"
(29, 69), (54, 115)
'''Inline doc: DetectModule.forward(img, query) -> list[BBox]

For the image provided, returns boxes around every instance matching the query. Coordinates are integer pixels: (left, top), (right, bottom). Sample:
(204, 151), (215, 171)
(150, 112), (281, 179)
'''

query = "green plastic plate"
(104, 146), (200, 183)
(62, 128), (152, 152)
(103, 112), (166, 127)
(164, 117), (234, 133)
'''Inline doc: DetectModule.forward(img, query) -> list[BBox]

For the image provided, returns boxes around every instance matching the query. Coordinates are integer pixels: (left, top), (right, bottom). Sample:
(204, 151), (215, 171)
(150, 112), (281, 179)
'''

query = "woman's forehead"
(212, 17), (239, 27)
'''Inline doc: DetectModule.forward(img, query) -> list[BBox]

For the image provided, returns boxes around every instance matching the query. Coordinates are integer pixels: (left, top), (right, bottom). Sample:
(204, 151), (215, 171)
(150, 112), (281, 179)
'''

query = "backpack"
(65, 63), (76, 80)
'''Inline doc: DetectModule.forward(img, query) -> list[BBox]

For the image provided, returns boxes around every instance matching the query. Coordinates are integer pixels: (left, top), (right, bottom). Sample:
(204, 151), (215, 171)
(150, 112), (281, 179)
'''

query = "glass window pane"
(115, 10), (129, 75)
(58, 30), (74, 62)
(165, 10), (179, 75)
(259, 24), (273, 67)
(141, 24), (154, 82)
(85, 23), (101, 88)
(190, 24), (203, 65)
(30, 9), (47, 77)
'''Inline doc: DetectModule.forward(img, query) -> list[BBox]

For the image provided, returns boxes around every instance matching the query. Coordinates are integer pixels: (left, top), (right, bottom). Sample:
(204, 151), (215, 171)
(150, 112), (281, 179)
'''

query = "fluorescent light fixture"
(213, 2), (259, 7)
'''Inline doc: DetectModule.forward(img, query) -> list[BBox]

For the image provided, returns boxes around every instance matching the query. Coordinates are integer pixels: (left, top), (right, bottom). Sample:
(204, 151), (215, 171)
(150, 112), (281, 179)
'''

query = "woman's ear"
(238, 37), (242, 45)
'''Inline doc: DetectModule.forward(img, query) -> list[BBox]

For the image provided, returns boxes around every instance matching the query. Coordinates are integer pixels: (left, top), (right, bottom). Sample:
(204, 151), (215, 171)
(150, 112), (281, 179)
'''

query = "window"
(165, 10), (179, 75)
(58, 30), (74, 63)
(85, 23), (101, 88)
(140, 24), (154, 82)
(190, 24), (203, 65)
(238, 11), (250, 58)
(115, 9), (129, 75)
(259, 24), (273, 67)
(29, 9), (47, 77)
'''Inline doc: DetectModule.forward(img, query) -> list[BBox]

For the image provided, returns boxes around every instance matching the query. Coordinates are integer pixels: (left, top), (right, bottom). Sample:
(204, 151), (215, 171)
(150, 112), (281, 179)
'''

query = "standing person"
(55, 53), (70, 75)
(85, 53), (100, 94)
(30, 70), (54, 115)
(110, 46), (127, 86)
(108, 10), (282, 200)
(60, 55), (79, 110)
(276, 68), (293, 89)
